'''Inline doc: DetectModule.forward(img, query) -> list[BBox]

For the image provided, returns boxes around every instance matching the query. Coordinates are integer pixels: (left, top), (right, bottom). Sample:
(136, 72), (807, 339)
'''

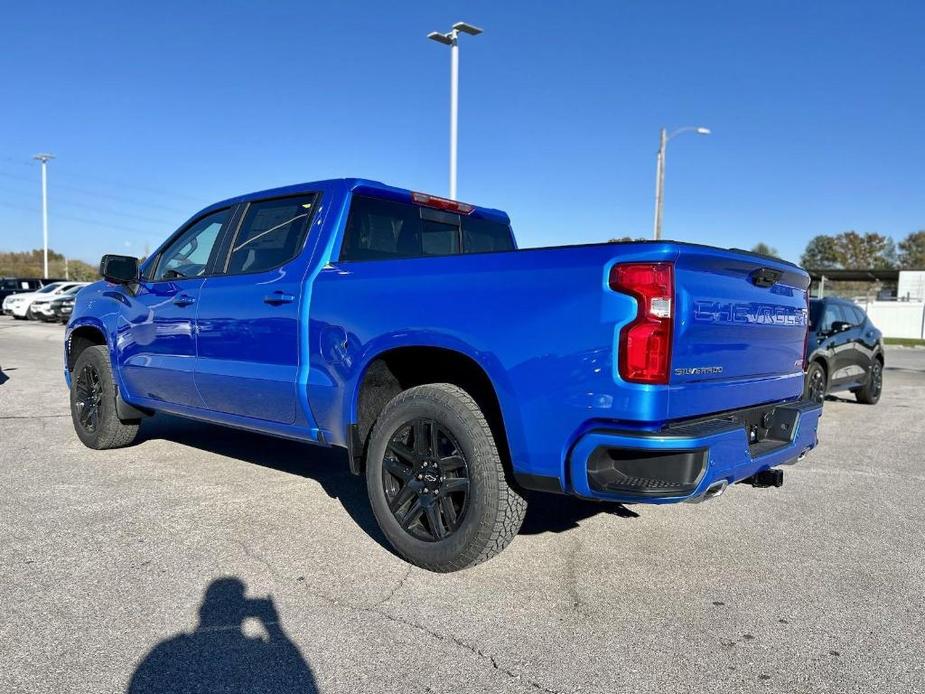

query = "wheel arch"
(349, 345), (514, 479)
(66, 322), (109, 372)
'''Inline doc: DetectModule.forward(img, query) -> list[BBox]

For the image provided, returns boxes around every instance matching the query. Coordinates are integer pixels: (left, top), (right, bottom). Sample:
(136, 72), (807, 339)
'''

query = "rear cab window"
(340, 195), (514, 262)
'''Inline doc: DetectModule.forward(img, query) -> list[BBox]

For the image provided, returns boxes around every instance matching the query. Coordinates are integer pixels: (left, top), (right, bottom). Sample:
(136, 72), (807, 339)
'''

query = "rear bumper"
(567, 399), (822, 503)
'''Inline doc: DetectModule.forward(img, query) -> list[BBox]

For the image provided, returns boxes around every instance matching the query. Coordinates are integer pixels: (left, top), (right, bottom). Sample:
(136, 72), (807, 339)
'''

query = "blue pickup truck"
(66, 178), (821, 571)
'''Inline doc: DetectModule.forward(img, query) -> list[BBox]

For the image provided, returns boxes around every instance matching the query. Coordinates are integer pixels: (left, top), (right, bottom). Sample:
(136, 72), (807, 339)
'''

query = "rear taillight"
(610, 262), (674, 384)
(411, 191), (475, 215)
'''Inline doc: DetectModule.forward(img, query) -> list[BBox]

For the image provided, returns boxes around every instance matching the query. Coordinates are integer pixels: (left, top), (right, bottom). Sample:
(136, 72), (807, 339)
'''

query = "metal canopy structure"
(805, 269), (905, 283)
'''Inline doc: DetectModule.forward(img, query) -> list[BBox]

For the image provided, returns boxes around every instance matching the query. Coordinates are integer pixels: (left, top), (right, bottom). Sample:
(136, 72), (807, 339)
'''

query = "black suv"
(0, 277), (44, 305)
(805, 297), (883, 404)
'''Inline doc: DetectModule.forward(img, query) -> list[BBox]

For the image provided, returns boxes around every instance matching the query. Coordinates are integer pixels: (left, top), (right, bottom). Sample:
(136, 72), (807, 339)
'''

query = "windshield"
(37, 283), (63, 294)
(63, 285), (84, 296)
(809, 299), (823, 329)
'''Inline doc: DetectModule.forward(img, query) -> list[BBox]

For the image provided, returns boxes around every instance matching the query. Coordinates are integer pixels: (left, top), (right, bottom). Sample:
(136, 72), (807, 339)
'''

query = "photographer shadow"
(128, 577), (317, 694)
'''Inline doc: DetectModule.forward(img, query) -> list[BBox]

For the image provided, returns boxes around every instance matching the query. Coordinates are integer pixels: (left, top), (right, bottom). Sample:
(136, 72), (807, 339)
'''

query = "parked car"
(804, 297), (884, 404)
(3, 282), (85, 319)
(32, 284), (89, 322)
(65, 178), (822, 571)
(48, 294), (77, 324)
(0, 277), (44, 305)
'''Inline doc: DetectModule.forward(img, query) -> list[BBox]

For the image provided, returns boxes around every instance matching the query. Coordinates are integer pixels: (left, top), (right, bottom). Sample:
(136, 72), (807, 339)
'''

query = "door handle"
(264, 291), (295, 305)
(173, 294), (196, 307)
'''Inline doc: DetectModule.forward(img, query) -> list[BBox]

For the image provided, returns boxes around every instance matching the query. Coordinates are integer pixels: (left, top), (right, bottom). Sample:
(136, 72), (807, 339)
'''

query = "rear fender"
(346, 331), (526, 468)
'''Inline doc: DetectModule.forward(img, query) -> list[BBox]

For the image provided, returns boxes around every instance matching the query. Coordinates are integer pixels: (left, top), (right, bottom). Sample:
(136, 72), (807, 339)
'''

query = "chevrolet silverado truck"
(65, 178), (821, 572)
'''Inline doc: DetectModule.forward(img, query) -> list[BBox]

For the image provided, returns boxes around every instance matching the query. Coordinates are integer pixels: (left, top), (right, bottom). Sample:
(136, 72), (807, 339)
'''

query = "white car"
(30, 283), (89, 321)
(3, 282), (87, 319)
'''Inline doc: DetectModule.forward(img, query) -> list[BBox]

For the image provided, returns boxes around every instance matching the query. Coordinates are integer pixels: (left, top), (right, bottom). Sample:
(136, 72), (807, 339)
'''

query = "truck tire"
(854, 358), (883, 405)
(365, 383), (527, 572)
(70, 345), (140, 449)
(804, 361), (827, 404)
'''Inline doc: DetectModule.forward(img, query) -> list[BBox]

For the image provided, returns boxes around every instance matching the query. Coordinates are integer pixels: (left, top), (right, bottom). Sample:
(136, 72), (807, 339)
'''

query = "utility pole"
(33, 153), (55, 278)
(653, 128), (667, 240)
(428, 22), (483, 200)
(652, 127), (710, 240)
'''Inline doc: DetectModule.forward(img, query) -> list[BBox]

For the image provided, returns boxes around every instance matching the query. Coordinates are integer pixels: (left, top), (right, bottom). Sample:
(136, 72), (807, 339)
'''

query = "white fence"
(863, 301), (925, 339)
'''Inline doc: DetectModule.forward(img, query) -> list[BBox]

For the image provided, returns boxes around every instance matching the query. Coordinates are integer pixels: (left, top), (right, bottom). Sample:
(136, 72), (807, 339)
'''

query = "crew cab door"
(194, 193), (321, 425)
(119, 208), (232, 407)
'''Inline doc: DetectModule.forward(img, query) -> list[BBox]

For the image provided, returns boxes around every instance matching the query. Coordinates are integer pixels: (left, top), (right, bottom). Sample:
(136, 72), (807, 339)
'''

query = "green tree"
(609, 236), (644, 243)
(898, 231), (925, 268)
(833, 231), (896, 269)
(800, 232), (896, 269)
(0, 249), (99, 281)
(800, 235), (840, 269)
(751, 242), (779, 258)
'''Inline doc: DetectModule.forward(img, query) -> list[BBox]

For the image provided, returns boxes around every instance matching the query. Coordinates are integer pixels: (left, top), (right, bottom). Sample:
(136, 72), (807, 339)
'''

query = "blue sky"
(1, 0), (922, 264)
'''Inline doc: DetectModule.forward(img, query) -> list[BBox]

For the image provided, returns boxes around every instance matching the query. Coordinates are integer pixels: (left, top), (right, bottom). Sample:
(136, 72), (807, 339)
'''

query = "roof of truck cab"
(197, 178), (511, 224)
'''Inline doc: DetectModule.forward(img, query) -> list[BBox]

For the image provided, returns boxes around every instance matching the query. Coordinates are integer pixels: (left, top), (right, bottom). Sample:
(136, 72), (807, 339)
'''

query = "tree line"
(798, 230), (925, 270)
(0, 249), (100, 282)
(614, 232), (925, 270)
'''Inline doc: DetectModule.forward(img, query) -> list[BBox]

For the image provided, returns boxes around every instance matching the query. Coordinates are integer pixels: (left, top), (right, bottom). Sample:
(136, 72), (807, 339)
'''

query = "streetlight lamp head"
(427, 31), (454, 45)
(696, 127), (711, 135)
(452, 21), (483, 35)
(33, 153), (55, 162)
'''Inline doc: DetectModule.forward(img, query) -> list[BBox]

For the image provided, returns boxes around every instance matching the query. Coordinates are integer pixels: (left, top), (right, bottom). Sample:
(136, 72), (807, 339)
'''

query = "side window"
(340, 195), (514, 260)
(340, 196), (426, 261)
(849, 305), (866, 325)
(462, 217), (515, 253)
(154, 209), (230, 281)
(226, 195), (317, 275)
(819, 303), (841, 332)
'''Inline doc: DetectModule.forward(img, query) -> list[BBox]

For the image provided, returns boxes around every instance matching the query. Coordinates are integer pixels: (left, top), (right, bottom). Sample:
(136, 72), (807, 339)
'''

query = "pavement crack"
(300, 583), (565, 693)
(565, 536), (583, 616)
(370, 562), (413, 608)
(233, 539), (277, 577)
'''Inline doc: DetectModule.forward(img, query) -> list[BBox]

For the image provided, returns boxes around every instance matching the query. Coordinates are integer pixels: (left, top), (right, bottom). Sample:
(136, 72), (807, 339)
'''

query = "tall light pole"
(428, 21), (483, 200)
(33, 153), (55, 278)
(652, 127), (710, 240)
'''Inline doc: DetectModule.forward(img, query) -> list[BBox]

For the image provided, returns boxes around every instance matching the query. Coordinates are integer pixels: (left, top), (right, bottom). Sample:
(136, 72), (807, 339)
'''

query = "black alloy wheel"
(74, 363), (104, 433)
(69, 345), (140, 449)
(805, 362), (826, 404)
(855, 359), (883, 404)
(869, 361), (883, 398)
(382, 418), (470, 542)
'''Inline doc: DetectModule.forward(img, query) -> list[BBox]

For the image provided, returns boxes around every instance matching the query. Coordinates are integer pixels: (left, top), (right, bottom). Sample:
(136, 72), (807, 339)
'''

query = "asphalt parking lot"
(1, 317), (924, 694)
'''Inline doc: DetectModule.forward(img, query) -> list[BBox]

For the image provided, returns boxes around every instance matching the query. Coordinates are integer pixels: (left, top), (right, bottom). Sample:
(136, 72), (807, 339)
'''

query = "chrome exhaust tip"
(704, 479), (728, 500)
(686, 479), (729, 503)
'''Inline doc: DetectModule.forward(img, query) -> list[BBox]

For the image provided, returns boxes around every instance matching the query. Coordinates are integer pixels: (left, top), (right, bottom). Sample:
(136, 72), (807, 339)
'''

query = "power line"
(0, 179), (181, 227)
(0, 155), (208, 203)
(0, 169), (195, 216)
(0, 200), (165, 239)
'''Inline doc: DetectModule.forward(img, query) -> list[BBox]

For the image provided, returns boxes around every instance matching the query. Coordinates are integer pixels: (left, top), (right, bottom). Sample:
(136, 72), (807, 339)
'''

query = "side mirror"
(830, 320), (851, 334)
(100, 254), (139, 284)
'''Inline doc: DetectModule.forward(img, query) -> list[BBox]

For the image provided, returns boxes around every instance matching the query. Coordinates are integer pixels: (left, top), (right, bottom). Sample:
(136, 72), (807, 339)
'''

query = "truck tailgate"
(670, 247), (810, 415)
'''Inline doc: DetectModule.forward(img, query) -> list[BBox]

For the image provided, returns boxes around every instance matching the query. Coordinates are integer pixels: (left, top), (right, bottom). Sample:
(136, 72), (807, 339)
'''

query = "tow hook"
(743, 469), (784, 488)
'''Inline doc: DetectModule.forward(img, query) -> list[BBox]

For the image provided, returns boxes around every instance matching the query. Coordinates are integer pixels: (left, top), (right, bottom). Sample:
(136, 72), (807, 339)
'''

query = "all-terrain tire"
(365, 383), (527, 572)
(70, 345), (140, 449)
(854, 358), (883, 405)
(804, 361), (827, 404)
